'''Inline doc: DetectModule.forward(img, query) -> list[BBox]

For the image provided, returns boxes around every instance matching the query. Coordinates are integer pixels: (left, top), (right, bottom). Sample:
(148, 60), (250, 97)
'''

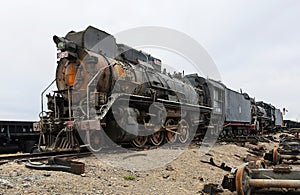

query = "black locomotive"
(35, 26), (284, 152)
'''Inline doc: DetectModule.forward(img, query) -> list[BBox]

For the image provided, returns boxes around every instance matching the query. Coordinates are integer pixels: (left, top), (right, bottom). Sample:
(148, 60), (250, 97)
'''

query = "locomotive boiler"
(37, 26), (212, 151)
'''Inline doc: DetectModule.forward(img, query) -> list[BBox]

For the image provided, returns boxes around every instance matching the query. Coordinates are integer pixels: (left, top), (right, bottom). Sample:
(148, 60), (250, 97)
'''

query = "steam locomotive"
(36, 26), (284, 152)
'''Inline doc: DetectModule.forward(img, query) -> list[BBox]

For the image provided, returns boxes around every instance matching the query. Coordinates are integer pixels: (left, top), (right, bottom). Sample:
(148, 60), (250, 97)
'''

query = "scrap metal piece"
(220, 136), (259, 143)
(247, 160), (266, 169)
(243, 154), (260, 162)
(248, 179), (300, 188)
(266, 146), (300, 165)
(247, 149), (264, 157)
(25, 157), (85, 175)
(202, 183), (223, 195)
(273, 147), (280, 164)
(273, 136), (300, 164)
(273, 163), (292, 173)
(200, 157), (233, 172)
(223, 162), (300, 195)
(221, 174), (236, 192)
(235, 166), (251, 195)
(244, 142), (265, 151)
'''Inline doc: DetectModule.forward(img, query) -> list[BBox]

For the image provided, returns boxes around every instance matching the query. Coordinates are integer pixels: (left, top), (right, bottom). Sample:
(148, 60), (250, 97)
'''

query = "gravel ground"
(0, 135), (298, 195)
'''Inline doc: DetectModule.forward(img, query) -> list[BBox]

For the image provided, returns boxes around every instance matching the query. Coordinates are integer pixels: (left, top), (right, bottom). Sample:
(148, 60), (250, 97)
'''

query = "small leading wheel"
(272, 147), (280, 165)
(178, 119), (190, 144)
(165, 119), (177, 143)
(132, 136), (148, 148)
(88, 130), (102, 152)
(149, 131), (165, 146)
(235, 166), (251, 195)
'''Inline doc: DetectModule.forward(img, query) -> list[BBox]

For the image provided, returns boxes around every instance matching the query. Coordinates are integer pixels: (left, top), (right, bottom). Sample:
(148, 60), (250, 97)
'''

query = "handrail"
(86, 63), (114, 119)
(41, 79), (56, 119)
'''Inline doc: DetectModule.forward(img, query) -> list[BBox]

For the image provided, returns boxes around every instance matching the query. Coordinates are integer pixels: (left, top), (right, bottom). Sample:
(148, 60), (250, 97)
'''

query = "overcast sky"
(0, 0), (299, 121)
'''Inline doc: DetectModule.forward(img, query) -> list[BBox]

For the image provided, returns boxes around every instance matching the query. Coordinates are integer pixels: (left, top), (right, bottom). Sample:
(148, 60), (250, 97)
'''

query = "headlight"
(57, 42), (66, 50)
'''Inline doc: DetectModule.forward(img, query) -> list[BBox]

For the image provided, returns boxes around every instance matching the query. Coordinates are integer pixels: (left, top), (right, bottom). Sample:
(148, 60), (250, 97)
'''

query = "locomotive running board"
(96, 93), (212, 120)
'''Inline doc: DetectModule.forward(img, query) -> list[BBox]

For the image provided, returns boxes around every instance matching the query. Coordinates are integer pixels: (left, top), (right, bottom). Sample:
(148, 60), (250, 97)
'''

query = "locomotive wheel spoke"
(149, 131), (165, 146)
(165, 119), (177, 143)
(166, 130), (177, 143)
(132, 136), (148, 148)
(178, 119), (190, 144)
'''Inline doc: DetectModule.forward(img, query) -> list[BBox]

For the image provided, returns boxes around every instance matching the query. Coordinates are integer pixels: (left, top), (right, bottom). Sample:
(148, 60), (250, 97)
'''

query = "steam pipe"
(86, 62), (113, 119)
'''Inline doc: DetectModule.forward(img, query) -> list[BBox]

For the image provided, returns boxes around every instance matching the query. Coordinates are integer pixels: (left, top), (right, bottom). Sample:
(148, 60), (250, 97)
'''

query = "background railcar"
(274, 108), (284, 129)
(255, 101), (276, 132)
(183, 74), (225, 137)
(0, 120), (39, 153)
(222, 88), (252, 136)
(283, 120), (300, 129)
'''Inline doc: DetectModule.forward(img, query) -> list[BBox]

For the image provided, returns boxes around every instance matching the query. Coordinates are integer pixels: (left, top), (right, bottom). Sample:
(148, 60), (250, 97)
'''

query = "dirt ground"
(0, 134), (298, 195)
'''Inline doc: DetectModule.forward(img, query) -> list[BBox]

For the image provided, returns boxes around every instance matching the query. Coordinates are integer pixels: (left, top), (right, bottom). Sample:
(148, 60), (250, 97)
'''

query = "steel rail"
(0, 151), (92, 165)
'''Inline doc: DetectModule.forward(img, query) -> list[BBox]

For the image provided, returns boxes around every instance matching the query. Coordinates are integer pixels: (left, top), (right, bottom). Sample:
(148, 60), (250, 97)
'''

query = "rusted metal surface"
(244, 142), (265, 151)
(220, 136), (259, 143)
(264, 135), (300, 164)
(290, 128), (300, 133)
(221, 174), (236, 192)
(273, 163), (292, 173)
(243, 154), (260, 162)
(235, 166), (250, 195)
(0, 151), (91, 166)
(277, 136), (300, 163)
(247, 160), (265, 169)
(25, 157), (85, 175)
(200, 157), (233, 172)
(202, 183), (223, 195)
(280, 154), (300, 160)
(250, 167), (300, 180)
(248, 179), (300, 188)
(273, 147), (280, 164)
(222, 163), (300, 195)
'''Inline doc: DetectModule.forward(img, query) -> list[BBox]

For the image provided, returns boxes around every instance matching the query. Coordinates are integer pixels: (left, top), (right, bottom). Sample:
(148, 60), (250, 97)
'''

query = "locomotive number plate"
(57, 51), (69, 59)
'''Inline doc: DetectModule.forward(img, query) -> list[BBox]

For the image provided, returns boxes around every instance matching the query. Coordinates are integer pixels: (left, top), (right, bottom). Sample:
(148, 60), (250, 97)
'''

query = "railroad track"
(0, 151), (92, 165)
(0, 132), (278, 166)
